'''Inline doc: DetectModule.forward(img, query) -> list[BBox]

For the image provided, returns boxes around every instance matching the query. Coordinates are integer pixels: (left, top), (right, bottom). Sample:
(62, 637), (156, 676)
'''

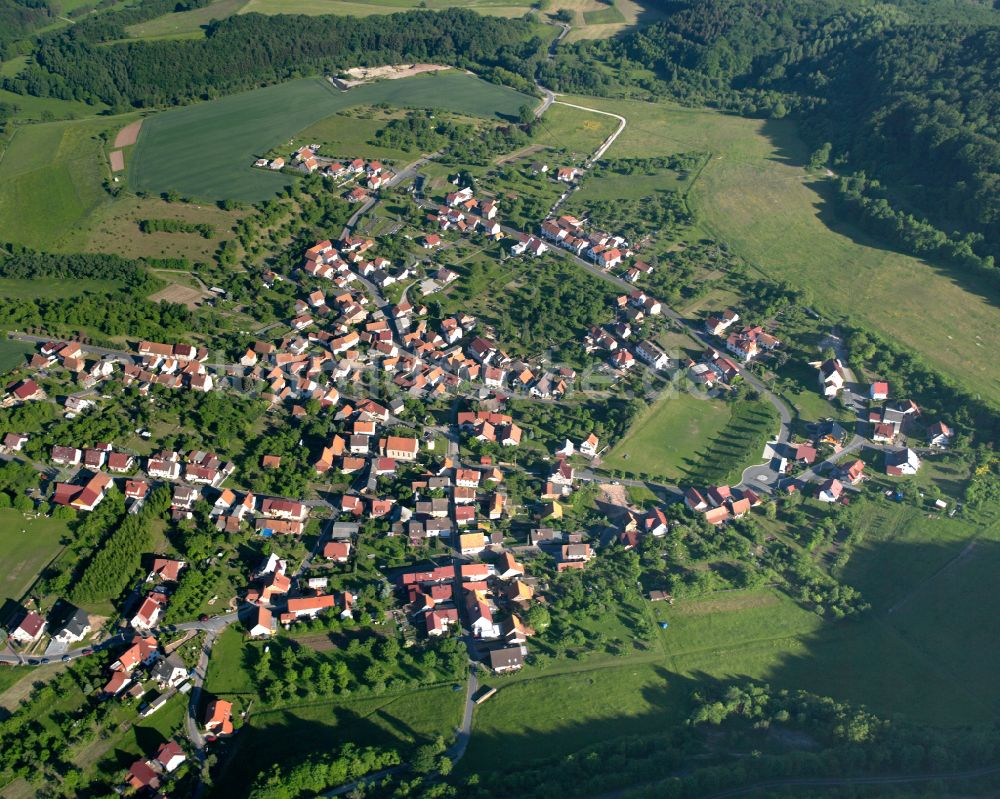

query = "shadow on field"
(752, 118), (1000, 314)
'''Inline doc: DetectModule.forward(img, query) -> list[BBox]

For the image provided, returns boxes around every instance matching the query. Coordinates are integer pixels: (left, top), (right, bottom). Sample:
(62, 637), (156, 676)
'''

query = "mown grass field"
(84, 195), (242, 261)
(0, 278), (122, 300)
(0, 510), (69, 604)
(130, 73), (534, 201)
(603, 391), (732, 481)
(560, 94), (1000, 402)
(0, 117), (122, 248)
(534, 102), (618, 158)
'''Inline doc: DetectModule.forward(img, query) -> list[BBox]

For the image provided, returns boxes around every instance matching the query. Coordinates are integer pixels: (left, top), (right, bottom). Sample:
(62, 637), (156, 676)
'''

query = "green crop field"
(129, 73), (534, 201)
(0, 510), (69, 604)
(0, 117), (122, 249)
(560, 94), (1000, 401)
(603, 391), (732, 481)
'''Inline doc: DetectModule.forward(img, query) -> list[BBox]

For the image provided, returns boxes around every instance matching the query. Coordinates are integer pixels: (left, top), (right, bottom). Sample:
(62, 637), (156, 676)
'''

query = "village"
(0, 149), (965, 799)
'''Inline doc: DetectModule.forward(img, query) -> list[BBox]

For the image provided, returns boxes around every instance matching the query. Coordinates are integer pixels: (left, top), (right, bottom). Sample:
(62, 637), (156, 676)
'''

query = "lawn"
(558, 94), (1000, 402)
(129, 73), (534, 201)
(0, 510), (69, 604)
(603, 391), (732, 482)
(0, 116), (123, 249)
(203, 626), (254, 695)
(221, 686), (463, 795)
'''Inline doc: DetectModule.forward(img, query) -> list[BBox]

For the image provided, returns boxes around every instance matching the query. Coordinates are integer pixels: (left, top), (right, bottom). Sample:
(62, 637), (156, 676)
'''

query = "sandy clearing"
(114, 119), (143, 148)
(149, 282), (209, 309)
(109, 149), (125, 172)
(335, 63), (453, 88)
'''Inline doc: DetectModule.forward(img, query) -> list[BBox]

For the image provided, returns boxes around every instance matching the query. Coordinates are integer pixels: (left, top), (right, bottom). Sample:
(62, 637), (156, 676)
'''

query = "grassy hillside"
(561, 94), (1000, 402)
(0, 116), (122, 248)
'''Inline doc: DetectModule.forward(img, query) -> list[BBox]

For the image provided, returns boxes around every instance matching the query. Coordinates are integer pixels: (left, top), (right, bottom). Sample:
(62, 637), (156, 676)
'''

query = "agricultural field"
(0, 510), (69, 604)
(602, 391), (732, 482)
(562, 94), (1000, 401)
(129, 72), (534, 201)
(0, 116), (123, 249)
(555, 0), (667, 41)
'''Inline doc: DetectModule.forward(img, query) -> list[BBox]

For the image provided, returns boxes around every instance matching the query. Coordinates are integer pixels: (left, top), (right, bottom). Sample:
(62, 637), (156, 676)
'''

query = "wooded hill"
(543, 0), (1000, 275)
(3, 8), (545, 109)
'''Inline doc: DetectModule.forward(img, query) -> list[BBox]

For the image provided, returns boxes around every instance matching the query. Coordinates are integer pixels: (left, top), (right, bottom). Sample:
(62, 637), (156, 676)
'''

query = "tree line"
(4, 9), (545, 110)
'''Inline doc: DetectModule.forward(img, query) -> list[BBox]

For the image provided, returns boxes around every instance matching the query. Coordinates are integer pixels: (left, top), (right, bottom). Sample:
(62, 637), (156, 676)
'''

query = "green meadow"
(603, 391), (733, 482)
(0, 117), (121, 249)
(0, 510), (69, 604)
(130, 72), (534, 201)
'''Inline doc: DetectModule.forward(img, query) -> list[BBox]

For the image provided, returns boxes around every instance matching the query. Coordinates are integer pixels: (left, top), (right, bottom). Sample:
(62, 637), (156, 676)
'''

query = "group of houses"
(253, 145), (395, 192)
(538, 214), (632, 270)
(582, 291), (668, 374)
(427, 185), (503, 240)
(684, 483), (764, 526)
(5, 602), (92, 649)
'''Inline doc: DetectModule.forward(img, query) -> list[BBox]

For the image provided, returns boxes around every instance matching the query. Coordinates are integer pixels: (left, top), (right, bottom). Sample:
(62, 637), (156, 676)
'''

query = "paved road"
(445, 666), (479, 762)
(576, 469), (682, 501)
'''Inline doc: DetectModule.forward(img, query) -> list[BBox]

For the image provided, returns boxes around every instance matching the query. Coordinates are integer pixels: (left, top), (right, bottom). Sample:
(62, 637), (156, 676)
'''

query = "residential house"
(204, 699), (234, 736)
(818, 358), (848, 398)
(817, 478), (844, 503)
(927, 421), (952, 448)
(9, 610), (46, 644)
(886, 448), (921, 476)
(488, 646), (525, 673)
(151, 654), (189, 688)
(870, 381), (889, 401)
(248, 606), (274, 638)
(51, 606), (91, 645)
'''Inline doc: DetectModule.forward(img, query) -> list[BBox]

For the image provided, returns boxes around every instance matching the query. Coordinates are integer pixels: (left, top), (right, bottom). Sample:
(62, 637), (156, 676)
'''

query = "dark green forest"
(2, 8), (545, 108)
